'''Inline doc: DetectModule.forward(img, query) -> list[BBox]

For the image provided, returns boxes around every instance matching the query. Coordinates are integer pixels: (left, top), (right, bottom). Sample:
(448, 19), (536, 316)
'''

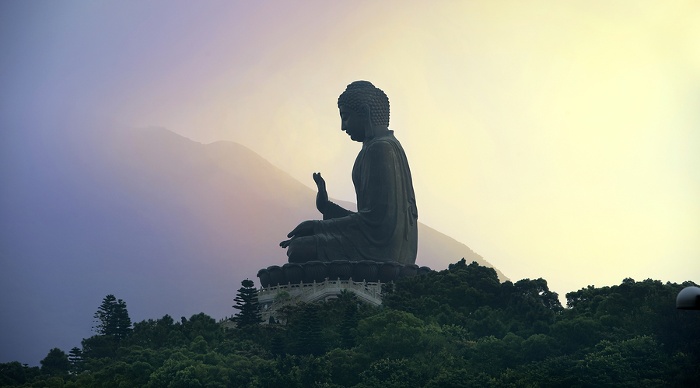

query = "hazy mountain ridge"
(0, 126), (504, 365)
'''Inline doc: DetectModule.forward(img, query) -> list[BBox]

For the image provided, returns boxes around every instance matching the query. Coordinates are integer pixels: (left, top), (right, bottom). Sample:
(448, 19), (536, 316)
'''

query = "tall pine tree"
(232, 279), (262, 327)
(67, 347), (83, 374)
(295, 304), (324, 355)
(93, 294), (132, 340)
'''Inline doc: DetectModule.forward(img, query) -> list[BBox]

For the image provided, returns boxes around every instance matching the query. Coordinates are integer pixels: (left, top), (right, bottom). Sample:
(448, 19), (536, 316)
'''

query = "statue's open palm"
(313, 172), (328, 213)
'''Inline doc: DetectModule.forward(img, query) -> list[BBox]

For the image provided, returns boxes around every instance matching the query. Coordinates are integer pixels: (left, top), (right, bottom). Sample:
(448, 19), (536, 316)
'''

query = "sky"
(2, 0), (699, 306)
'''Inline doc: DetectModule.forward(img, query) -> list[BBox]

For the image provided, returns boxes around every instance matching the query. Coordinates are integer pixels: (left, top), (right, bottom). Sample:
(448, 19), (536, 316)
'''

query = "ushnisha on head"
(337, 81), (390, 128)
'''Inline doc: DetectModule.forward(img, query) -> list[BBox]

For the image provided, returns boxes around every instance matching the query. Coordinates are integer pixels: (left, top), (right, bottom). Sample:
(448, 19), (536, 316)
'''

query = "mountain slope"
(0, 126), (504, 365)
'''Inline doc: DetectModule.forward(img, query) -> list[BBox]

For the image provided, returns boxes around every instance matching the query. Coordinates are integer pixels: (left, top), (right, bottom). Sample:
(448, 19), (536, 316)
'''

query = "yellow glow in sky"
(9, 0), (697, 298)
(148, 1), (698, 298)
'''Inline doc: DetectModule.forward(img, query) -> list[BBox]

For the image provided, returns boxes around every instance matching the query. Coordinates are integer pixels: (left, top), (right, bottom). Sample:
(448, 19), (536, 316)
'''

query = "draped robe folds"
(314, 131), (418, 264)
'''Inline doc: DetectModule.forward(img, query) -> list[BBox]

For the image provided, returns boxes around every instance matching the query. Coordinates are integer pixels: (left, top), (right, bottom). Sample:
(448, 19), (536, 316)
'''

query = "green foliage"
(356, 309), (426, 359)
(359, 358), (423, 388)
(295, 304), (325, 355)
(67, 347), (83, 374)
(384, 259), (563, 340)
(93, 294), (132, 340)
(129, 314), (183, 349)
(0, 361), (40, 386)
(232, 279), (263, 328)
(40, 348), (70, 376)
(2, 261), (699, 387)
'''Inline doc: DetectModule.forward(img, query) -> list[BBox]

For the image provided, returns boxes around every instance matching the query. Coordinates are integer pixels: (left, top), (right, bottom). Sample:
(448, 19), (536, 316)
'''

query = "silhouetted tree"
(80, 333), (118, 360)
(297, 304), (325, 355)
(93, 294), (132, 340)
(232, 279), (262, 327)
(40, 348), (69, 376)
(0, 362), (40, 386)
(67, 347), (83, 374)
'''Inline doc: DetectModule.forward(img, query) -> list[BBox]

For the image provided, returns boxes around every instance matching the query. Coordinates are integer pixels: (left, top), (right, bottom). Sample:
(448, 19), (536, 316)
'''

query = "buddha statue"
(280, 81), (418, 265)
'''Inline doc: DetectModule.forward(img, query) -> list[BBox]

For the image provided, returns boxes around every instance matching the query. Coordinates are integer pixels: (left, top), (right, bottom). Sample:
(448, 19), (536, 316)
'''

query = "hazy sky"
(3, 1), (699, 300)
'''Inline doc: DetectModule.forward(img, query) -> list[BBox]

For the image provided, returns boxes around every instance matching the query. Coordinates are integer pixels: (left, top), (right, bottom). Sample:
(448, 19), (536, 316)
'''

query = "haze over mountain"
(0, 126), (502, 365)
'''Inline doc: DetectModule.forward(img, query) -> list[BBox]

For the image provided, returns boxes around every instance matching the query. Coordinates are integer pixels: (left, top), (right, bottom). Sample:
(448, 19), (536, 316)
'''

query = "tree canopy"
(1, 261), (698, 387)
(93, 294), (132, 340)
(232, 279), (263, 328)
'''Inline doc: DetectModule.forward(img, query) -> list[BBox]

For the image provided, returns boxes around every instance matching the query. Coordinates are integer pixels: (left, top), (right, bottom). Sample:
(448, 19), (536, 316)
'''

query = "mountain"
(0, 126), (504, 365)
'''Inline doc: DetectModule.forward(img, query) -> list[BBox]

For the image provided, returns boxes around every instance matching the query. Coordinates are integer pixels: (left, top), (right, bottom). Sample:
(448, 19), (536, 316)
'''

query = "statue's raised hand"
(313, 172), (328, 214)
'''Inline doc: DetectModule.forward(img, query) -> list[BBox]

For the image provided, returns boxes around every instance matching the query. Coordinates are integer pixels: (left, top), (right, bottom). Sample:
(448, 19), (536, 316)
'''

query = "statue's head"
(337, 81), (390, 129)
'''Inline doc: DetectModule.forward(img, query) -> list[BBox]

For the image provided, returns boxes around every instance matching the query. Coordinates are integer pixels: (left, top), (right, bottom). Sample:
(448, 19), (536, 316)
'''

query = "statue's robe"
(314, 131), (418, 264)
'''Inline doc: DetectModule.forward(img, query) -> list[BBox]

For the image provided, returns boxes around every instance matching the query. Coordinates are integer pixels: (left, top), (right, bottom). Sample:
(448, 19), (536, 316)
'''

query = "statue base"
(255, 260), (432, 323)
(257, 279), (382, 323)
(256, 260), (431, 288)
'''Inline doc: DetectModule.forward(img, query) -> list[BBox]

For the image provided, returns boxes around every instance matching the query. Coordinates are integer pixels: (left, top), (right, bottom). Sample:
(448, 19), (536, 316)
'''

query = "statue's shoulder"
(367, 132), (400, 148)
(371, 132), (406, 154)
(365, 137), (397, 157)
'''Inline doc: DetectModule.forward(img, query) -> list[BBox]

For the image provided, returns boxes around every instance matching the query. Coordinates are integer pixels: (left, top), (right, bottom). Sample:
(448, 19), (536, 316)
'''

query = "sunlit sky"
(2, 0), (699, 298)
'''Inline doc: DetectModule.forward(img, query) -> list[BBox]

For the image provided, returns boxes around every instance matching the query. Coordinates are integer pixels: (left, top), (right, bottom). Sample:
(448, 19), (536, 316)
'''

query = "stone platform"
(256, 260), (431, 288)
(256, 260), (432, 323)
(257, 279), (383, 323)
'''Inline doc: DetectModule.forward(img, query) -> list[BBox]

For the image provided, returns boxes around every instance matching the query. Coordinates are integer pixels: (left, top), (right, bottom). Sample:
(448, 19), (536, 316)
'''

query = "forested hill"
(2, 260), (698, 387)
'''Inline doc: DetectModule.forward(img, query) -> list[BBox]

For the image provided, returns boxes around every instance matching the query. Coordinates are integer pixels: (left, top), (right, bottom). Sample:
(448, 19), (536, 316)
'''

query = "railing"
(259, 278), (384, 311)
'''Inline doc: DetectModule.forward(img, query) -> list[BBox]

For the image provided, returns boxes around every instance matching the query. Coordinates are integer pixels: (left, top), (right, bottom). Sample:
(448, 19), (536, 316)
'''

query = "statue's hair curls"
(337, 81), (390, 127)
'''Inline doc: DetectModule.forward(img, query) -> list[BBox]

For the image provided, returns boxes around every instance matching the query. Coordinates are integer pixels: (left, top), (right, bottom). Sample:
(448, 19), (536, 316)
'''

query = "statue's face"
(339, 105), (365, 142)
